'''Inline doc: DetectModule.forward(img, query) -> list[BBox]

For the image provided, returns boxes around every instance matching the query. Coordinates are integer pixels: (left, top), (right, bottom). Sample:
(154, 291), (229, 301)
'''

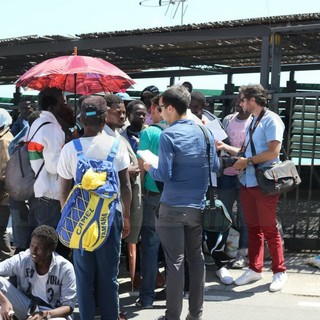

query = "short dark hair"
(191, 91), (206, 106)
(38, 87), (63, 111)
(161, 85), (191, 115)
(104, 94), (122, 108)
(126, 99), (146, 116)
(31, 225), (59, 252)
(240, 84), (268, 107)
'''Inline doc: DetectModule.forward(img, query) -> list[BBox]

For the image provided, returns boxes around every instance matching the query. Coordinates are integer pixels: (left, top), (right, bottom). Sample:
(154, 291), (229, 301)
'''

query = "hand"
(122, 217), (131, 239)
(233, 157), (247, 171)
(128, 164), (140, 178)
(1, 301), (14, 320)
(143, 162), (152, 172)
(215, 140), (225, 151)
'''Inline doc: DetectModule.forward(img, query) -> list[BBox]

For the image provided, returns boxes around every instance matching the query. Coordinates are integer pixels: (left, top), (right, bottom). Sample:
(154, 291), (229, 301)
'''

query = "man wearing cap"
(58, 95), (132, 320)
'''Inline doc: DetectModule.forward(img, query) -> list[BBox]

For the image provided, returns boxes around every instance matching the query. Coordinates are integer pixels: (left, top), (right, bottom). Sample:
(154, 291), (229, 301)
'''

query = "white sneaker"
(234, 269), (262, 286)
(269, 272), (288, 292)
(216, 267), (233, 285)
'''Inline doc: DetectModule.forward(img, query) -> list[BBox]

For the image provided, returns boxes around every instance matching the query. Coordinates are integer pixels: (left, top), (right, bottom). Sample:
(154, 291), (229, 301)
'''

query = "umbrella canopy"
(15, 55), (136, 95)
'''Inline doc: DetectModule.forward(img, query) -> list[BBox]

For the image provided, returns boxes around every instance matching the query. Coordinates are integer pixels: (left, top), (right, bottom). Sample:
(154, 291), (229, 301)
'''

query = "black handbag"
(198, 125), (232, 233)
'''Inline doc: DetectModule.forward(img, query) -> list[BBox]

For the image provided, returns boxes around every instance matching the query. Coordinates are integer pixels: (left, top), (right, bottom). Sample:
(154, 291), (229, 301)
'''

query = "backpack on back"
(57, 138), (120, 253)
(5, 122), (50, 201)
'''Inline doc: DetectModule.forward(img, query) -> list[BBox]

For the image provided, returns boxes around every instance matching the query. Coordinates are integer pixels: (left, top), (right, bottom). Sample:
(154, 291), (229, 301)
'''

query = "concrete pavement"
(73, 251), (320, 319)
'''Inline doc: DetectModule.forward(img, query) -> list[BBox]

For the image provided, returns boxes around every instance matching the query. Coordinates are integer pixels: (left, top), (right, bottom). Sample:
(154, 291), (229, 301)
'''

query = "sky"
(0, 0), (319, 97)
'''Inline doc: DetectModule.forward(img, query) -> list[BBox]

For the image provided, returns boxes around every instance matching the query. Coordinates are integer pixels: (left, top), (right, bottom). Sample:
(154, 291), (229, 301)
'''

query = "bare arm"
(233, 140), (281, 171)
(27, 306), (72, 320)
(60, 177), (73, 208)
(118, 168), (132, 239)
(138, 158), (145, 191)
(0, 291), (14, 320)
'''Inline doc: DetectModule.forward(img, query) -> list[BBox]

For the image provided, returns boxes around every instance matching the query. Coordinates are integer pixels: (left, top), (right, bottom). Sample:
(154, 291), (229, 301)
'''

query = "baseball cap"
(115, 92), (134, 101)
(80, 96), (107, 117)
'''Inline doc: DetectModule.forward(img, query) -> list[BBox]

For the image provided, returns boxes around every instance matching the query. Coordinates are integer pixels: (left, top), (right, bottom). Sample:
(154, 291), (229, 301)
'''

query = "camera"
(221, 156), (238, 168)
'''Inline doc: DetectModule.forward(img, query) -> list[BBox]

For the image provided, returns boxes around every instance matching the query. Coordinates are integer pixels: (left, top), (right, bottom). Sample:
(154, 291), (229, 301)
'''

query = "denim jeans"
(9, 198), (30, 250)
(139, 194), (161, 306)
(73, 210), (123, 320)
(217, 175), (248, 249)
(28, 197), (61, 229)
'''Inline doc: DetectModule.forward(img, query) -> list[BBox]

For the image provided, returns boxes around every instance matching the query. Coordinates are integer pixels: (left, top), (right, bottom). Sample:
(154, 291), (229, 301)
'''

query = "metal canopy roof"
(0, 13), (319, 85)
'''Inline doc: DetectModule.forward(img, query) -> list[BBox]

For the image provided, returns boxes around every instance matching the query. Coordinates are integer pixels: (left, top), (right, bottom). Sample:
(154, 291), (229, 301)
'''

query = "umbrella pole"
(74, 73), (77, 124)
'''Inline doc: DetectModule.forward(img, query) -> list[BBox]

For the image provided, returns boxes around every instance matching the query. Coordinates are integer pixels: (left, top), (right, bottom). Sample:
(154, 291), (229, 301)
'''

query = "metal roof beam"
(0, 25), (271, 57)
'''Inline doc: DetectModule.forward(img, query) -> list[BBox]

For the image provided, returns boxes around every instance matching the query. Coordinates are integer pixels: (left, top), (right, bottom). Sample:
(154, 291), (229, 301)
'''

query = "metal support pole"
(260, 36), (270, 89)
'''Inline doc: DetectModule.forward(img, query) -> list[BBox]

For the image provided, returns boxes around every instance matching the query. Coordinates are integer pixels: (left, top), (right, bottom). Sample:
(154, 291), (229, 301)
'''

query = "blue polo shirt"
(148, 119), (220, 209)
(239, 110), (285, 187)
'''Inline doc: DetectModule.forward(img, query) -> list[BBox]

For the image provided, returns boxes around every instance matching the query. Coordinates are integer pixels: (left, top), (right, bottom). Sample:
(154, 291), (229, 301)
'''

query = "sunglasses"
(157, 103), (167, 113)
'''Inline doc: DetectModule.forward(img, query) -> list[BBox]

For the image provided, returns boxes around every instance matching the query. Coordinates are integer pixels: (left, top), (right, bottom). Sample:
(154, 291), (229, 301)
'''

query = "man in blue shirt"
(143, 85), (220, 320)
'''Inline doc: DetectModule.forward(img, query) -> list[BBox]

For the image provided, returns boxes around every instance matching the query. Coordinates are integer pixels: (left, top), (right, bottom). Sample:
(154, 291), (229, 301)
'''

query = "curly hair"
(31, 225), (59, 252)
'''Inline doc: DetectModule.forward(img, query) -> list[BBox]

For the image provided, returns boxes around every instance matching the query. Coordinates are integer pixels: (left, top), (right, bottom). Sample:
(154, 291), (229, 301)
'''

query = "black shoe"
(154, 288), (166, 301)
(135, 298), (153, 309)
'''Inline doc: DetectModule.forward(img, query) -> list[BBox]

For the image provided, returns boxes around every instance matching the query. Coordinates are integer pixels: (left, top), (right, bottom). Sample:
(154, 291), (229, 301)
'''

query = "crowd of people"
(0, 83), (288, 320)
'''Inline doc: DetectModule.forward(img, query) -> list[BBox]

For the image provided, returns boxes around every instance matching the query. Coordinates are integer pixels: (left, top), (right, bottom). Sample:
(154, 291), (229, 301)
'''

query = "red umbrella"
(16, 52), (135, 95)
(16, 50), (135, 122)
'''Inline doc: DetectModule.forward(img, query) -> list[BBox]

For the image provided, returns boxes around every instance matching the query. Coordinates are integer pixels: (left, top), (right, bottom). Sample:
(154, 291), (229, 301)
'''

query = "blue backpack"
(57, 138), (120, 253)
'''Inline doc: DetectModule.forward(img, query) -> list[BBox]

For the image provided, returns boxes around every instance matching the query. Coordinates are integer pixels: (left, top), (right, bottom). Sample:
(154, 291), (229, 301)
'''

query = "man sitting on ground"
(0, 225), (77, 320)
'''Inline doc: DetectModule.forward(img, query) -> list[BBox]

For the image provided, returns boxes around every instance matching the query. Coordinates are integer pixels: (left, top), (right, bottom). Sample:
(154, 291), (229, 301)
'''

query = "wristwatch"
(247, 157), (254, 166)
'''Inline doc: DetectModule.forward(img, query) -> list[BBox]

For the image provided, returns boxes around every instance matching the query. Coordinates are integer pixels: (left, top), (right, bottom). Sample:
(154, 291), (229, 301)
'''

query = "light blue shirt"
(239, 109), (285, 187)
(148, 119), (220, 208)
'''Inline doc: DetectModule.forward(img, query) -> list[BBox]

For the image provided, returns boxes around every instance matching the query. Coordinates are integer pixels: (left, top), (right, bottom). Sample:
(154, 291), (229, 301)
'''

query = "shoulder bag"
(198, 125), (232, 232)
(248, 113), (301, 196)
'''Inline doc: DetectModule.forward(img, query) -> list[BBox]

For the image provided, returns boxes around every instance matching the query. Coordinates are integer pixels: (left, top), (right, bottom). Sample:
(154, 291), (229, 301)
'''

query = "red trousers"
(240, 186), (286, 274)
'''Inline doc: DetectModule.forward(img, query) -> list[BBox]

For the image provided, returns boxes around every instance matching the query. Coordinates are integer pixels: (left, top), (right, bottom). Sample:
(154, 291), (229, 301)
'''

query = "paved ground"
(73, 251), (320, 319)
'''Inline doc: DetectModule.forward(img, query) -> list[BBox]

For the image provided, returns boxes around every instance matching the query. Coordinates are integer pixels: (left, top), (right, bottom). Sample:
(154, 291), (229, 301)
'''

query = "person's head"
(104, 94), (126, 131)
(158, 85), (190, 124)
(182, 81), (193, 93)
(190, 91), (206, 120)
(239, 84), (267, 114)
(126, 99), (147, 131)
(38, 87), (66, 118)
(80, 95), (108, 133)
(234, 94), (251, 118)
(29, 225), (58, 264)
(28, 111), (41, 126)
(149, 95), (163, 123)
(140, 85), (160, 110)
(19, 100), (37, 121)
(0, 108), (12, 130)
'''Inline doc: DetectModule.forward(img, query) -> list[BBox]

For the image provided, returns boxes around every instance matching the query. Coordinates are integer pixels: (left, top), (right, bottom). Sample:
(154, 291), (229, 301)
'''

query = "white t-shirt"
(31, 271), (49, 303)
(57, 131), (130, 212)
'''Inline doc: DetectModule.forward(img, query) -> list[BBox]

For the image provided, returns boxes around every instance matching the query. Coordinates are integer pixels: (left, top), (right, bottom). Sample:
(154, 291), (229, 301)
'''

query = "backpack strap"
(26, 121), (51, 144)
(26, 121), (51, 180)
(72, 138), (84, 160)
(107, 139), (120, 163)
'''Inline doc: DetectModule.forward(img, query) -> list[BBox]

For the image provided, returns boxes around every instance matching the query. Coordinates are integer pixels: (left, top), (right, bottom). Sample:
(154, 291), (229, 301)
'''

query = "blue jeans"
(139, 194), (161, 306)
(217, 175), (248, 249)
(9, 198), (30, 250)
(28, 197), (61, 229)
(73, 210), (123, 320)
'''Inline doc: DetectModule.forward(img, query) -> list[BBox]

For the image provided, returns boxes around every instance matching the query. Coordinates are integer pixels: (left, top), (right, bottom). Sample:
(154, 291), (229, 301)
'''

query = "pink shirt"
(223, 113), (251, 176)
